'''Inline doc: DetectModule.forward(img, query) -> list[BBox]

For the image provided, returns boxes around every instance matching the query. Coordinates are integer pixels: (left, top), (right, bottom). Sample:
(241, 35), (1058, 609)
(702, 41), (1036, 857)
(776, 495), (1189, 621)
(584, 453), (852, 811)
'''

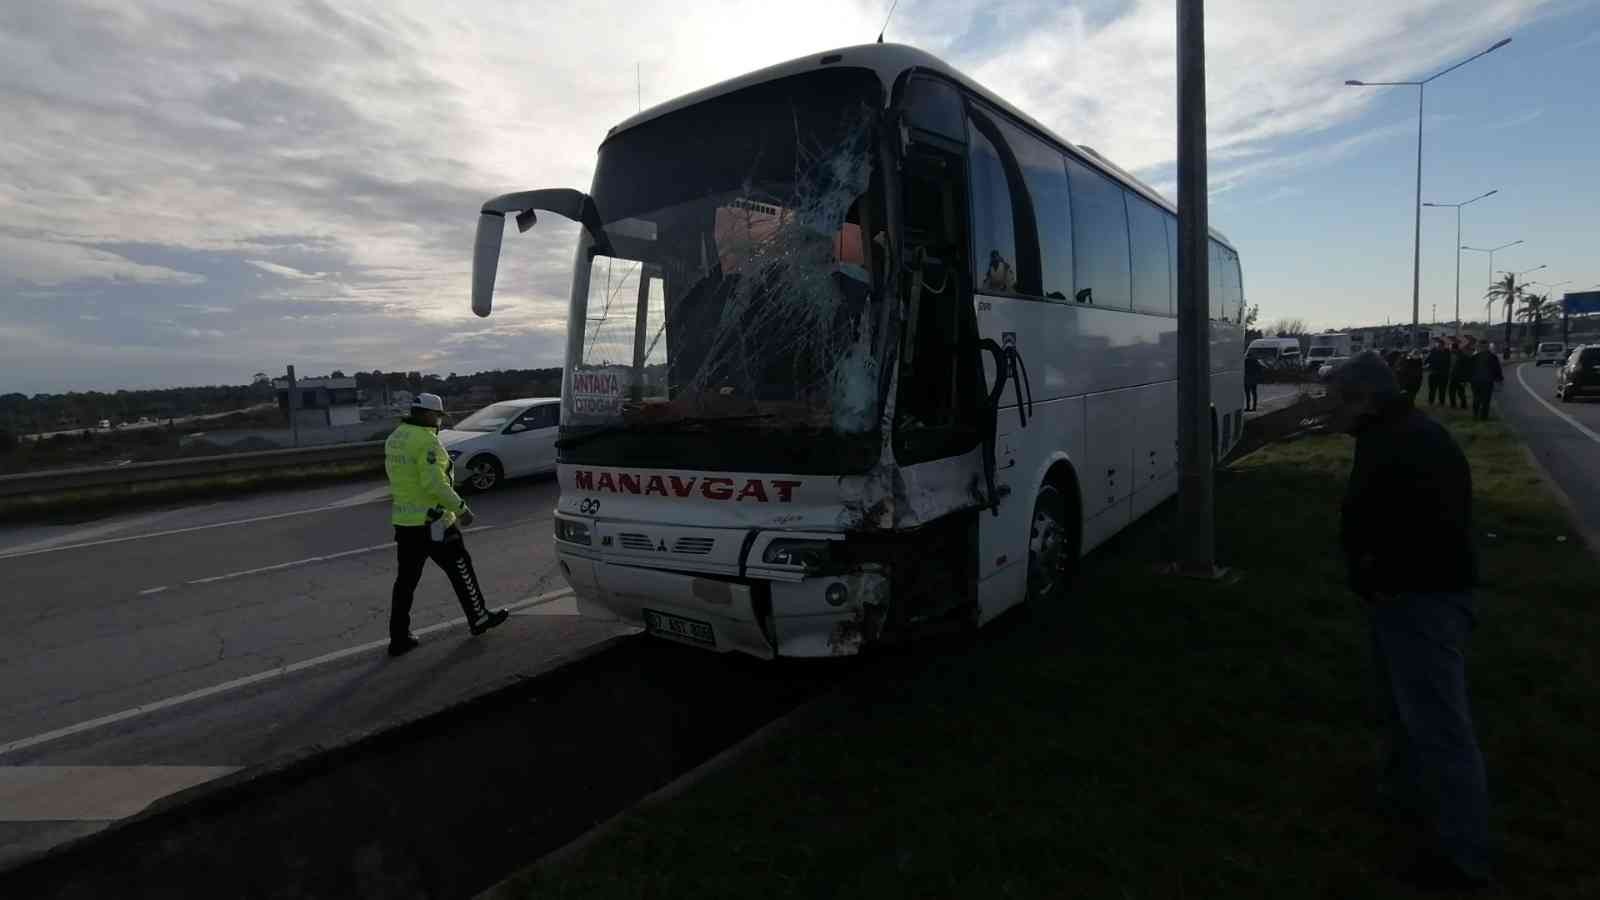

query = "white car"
(1534, 342), (1567, 366)
(438, 397), (561, 492)
(1317, 356), (1351, 381)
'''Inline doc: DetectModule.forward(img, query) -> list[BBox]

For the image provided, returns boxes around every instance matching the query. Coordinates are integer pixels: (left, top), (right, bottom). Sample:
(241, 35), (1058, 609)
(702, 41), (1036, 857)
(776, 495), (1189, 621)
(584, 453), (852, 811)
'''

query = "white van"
(1246, 337), (1302, 369)
(1535, 342), (1567, 366)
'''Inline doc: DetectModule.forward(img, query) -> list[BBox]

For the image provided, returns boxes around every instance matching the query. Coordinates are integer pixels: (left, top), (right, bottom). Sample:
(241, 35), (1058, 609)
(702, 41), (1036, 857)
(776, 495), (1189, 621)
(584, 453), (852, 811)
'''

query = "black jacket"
(1244, 357), (1264, 385)
(1448, 349), (1472, 382)
(1340, 398), (1476, 595)
(1470, 350), (1504, 385)
(1424, 348), (1451, 375)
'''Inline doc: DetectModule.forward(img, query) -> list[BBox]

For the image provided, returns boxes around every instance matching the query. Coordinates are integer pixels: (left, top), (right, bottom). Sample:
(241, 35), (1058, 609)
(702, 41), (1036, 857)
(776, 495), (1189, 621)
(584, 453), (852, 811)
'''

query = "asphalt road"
(0, 472), (631, 865)
(1496, 361), (1600, 549)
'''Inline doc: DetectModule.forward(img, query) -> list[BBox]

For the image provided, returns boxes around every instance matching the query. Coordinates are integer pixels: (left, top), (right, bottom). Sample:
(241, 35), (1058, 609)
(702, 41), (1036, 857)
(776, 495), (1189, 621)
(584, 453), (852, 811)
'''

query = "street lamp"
(1498, 264), (1546, 354)
(1423, 189), (1497, 337)
(1525, 280), (1571, 344)
(1346, 37), (1512, 350)
(1462, 240), (1523, 323)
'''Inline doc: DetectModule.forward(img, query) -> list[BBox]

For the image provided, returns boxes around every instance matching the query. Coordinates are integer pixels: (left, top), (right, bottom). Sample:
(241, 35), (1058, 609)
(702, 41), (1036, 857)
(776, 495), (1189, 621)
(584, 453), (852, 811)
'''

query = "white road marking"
(0, 588), (576, 758)
(137, 586), (170, 596)
(0, 765), (240, 821)
(1515, 363), (1600, 445)
(181, 525), (495, 587)
(0, 493), (392, 561)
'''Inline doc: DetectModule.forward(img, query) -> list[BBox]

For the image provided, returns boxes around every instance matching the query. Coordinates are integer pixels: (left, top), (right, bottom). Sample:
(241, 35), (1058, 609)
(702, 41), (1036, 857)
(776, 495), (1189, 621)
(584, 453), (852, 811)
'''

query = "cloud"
(0, 0), (1567, 392)
(0, 233), (206, 286)
(1480, 107), (1543, 131)
(245, 260), (324, 280)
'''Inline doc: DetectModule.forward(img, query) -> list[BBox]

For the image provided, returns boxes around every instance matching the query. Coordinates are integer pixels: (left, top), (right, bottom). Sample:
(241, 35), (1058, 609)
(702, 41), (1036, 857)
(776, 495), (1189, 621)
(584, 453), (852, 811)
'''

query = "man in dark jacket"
(1397, 351), (1425, 404)
(1424, 338), (1452, 406)
(1244, 355), (1264, 411)
(1447, 338), (1471, 409)
(1328, 352), (1489, 891)
(1470, 341), (1505, 420)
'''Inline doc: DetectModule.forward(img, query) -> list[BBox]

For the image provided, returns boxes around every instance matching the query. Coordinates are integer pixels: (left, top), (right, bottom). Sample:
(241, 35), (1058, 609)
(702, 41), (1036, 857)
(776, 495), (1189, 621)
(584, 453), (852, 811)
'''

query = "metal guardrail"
(0, 441), (385, 501)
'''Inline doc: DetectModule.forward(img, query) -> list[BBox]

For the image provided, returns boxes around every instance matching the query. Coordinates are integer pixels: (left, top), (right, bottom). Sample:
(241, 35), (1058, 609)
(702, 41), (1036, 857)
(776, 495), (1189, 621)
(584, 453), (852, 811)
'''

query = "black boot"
(469, 609), (510, 635)
(388, 633), (421, 657)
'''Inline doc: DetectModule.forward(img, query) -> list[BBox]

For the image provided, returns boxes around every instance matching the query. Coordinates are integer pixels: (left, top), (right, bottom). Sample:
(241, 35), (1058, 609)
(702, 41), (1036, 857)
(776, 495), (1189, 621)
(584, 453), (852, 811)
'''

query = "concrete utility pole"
(1175, 0), (1215, 576)
(286, 364), (300, 448)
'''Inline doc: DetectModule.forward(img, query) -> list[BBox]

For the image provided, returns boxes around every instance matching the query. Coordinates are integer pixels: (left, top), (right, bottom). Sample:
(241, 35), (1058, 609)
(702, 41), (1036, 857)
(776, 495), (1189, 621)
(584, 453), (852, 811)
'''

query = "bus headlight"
(761, 539), (832, 569)
(554, 518), (591, 546)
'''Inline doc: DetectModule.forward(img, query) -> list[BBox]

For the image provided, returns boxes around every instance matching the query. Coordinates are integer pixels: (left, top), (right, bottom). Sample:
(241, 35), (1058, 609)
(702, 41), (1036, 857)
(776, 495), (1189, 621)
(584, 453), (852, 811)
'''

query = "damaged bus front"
(472, 57), (1011, 658)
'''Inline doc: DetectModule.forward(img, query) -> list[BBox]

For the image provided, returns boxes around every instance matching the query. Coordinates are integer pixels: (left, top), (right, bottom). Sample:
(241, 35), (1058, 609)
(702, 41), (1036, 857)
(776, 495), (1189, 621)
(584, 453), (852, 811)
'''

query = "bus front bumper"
(556, 549), (885, 659)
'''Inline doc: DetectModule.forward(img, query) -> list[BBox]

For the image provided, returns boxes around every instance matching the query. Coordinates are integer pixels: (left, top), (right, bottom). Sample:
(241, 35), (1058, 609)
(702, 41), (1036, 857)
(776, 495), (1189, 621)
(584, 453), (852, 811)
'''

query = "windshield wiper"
(555, 414), (777, 449)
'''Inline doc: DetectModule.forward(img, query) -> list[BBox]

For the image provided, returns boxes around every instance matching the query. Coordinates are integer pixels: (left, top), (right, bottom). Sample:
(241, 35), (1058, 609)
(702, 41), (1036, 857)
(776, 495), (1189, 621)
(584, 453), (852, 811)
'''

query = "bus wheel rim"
(1030, 504), (1064, 599)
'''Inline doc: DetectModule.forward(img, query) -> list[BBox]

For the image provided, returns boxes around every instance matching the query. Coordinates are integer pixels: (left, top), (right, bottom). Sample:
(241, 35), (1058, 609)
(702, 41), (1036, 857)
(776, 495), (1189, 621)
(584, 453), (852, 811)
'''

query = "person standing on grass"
(1397, 351), (1425, 404)
(1327, 352), (1490, 892)
(1448, 338), (1472, 410)
(1469, 341), (1505, 421)
(1244, 354), (1264, 411)
(1424, 338), (1452, 406)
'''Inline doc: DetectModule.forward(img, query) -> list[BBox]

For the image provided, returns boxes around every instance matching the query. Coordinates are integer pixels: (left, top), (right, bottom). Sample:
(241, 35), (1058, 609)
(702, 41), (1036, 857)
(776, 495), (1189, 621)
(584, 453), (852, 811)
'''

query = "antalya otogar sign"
(573, 470), (802, 503)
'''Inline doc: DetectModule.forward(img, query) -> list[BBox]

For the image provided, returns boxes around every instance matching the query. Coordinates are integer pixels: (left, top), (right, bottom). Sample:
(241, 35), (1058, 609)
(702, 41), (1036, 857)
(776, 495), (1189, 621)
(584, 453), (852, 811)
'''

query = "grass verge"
(503, 405), (1597, 899)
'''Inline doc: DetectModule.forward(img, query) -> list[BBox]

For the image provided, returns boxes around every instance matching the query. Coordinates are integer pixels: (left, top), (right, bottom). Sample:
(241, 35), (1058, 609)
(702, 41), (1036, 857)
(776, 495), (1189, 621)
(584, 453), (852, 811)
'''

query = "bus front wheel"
(1026, 483), (1077, 606)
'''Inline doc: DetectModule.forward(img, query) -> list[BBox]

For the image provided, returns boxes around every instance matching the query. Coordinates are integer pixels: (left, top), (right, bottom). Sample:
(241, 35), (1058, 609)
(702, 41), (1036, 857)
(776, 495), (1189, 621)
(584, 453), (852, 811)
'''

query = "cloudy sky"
(3, 0), (1596, 393)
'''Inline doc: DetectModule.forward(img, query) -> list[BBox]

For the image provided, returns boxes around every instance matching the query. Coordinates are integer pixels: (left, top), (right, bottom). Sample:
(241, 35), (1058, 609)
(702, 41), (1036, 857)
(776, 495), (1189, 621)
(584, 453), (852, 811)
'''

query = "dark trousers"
(1371, 592), (1490, 879)
(391, 524), (489, 639)
(1427, 373), (1447, 405)
(1448, 379), (1468, 409)
(1245, 383), (1259, 411)
(1470, 382), (1494, 419)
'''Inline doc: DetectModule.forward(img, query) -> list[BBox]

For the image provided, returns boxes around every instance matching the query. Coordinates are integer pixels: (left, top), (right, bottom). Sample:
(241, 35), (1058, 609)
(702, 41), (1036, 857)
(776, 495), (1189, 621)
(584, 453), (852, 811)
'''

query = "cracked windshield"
(566, 68), (885, 442)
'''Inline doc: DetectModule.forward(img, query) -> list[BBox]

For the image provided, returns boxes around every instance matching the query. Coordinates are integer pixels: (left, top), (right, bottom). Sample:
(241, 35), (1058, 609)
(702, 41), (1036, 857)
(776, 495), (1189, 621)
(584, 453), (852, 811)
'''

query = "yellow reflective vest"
(385, 421), (468, 526)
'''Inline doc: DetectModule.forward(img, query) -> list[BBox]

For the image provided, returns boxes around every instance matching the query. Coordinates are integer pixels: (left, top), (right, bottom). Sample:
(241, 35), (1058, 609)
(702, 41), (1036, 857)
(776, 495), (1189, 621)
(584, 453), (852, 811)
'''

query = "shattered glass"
(562, 69), (887, 449)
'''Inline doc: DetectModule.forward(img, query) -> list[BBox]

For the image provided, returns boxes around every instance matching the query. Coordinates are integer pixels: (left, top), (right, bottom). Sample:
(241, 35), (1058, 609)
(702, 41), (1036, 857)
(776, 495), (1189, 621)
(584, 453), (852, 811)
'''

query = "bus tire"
(1025, 482), (1077, 607)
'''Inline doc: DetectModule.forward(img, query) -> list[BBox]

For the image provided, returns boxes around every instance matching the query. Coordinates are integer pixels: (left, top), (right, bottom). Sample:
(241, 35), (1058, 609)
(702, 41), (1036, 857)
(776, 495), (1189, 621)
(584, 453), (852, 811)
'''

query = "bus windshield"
(560, 68), (887, 471)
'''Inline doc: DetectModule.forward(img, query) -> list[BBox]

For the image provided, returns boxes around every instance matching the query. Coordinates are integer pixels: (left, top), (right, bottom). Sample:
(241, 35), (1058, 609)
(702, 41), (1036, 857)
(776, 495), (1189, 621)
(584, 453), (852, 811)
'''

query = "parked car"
(1535, 342), (1568, 366)
(437, 398), (561, 492)
(97, 419), (111, 430)
(1556, 346), (1600, 403)
(1317, 356), (1351, 381)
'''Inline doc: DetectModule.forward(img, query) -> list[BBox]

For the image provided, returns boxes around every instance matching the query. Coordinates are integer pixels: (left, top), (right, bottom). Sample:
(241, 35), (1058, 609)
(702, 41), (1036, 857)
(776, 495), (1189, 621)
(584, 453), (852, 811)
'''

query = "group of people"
(1384, 336), (1504, 420)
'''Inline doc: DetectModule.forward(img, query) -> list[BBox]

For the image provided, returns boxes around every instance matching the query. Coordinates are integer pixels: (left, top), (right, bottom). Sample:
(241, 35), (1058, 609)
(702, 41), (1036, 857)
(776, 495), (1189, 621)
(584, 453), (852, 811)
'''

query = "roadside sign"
(1563, 292), (1600, 315)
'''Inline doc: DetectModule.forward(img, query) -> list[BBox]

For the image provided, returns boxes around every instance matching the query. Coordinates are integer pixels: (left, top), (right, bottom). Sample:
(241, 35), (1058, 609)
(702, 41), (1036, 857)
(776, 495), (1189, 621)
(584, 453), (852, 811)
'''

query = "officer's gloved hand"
(457, 508), (475, 529)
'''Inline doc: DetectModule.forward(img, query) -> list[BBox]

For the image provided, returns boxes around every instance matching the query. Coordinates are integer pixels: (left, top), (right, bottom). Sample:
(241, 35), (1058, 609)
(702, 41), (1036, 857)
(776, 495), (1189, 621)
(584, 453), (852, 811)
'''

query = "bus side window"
(1065, 156), (1132, 309)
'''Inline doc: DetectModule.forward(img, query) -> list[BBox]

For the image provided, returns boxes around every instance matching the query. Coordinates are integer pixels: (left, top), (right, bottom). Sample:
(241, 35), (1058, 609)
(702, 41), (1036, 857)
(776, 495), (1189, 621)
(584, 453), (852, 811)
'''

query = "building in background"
(273, 376), (361, 427)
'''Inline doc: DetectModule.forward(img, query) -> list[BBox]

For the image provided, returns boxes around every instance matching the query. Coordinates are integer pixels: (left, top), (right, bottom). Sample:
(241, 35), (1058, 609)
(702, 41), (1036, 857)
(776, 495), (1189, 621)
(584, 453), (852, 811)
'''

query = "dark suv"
(1556, 345), (1600, 402)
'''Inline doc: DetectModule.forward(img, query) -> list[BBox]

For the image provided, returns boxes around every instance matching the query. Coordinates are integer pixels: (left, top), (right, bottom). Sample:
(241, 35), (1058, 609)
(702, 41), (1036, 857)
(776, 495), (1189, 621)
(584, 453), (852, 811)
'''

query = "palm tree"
(1484, 273), (1522, 348)
(1518, 293), (1552, 343)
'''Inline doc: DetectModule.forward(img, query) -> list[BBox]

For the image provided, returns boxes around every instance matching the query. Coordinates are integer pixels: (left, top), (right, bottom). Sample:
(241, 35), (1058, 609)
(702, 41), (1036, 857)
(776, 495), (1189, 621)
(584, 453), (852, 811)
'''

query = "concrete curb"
(476, 682), (842, 899)
(0, 613), (636, 881)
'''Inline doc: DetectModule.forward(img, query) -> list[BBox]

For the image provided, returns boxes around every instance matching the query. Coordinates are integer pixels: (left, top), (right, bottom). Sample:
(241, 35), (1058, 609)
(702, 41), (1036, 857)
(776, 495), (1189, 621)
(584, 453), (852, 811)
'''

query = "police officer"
(385, 393), (508, 656)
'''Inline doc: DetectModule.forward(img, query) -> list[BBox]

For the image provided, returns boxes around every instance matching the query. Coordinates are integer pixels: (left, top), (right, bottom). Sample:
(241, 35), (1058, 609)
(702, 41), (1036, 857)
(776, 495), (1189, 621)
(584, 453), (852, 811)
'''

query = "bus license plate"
(643, 609), (716, 647)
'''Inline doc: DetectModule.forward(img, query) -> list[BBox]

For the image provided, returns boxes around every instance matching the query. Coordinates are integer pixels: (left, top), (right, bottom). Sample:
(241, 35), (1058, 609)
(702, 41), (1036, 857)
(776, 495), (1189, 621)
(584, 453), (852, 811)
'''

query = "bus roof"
(605, 43), (1235, 250)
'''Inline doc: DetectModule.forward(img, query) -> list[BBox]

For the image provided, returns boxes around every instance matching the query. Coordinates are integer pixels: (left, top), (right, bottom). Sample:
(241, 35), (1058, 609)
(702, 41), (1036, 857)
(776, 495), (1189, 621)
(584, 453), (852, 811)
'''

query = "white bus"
(470, 44), (1245, 659)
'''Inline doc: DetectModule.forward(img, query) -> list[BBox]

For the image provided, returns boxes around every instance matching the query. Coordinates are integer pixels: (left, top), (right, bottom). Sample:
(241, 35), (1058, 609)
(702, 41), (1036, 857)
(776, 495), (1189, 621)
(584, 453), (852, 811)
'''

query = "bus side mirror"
(472, 213), (505, 318)
(471, 189), (612, 319)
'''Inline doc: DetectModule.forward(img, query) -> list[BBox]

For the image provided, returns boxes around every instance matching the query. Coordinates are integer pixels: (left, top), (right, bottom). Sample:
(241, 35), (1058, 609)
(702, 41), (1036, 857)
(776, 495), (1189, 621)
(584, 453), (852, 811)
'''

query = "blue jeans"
(1370, 591), (1490, 878)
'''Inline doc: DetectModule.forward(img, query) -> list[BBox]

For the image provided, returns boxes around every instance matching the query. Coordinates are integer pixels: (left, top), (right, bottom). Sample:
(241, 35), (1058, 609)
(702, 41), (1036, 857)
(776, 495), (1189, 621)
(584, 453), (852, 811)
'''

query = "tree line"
(1, 367), (564, 438)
